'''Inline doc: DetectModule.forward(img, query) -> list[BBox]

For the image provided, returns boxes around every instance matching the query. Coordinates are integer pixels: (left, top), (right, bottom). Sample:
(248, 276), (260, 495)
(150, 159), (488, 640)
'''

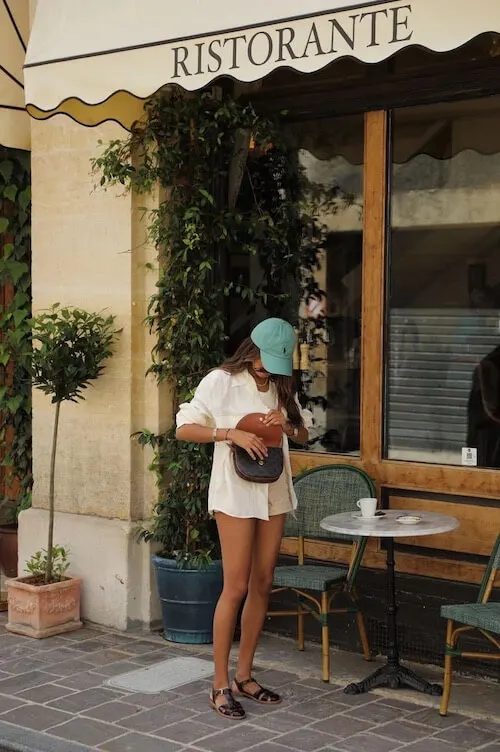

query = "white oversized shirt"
(176, 369), (313, 520)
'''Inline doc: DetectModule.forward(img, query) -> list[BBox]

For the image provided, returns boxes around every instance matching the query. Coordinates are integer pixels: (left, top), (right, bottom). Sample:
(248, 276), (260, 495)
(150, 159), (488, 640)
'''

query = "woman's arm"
(283, 422), (309, 445)
(176, 424), (268, 460)
(262, 410), (309, 444)
(176, 424), (227, 443)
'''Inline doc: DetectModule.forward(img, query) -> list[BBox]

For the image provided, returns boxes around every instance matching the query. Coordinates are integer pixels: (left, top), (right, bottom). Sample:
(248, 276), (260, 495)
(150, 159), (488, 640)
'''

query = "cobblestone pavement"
(0, 619), (498, 752)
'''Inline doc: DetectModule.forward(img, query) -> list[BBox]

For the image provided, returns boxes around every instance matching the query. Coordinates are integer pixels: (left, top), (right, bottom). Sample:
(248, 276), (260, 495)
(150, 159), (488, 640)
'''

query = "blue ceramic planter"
(152, 554), (223, 644)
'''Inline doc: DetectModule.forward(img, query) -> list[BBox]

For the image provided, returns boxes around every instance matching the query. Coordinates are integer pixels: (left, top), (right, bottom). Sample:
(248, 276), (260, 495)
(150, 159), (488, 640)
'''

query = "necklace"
(250, 367), (269, 386)
(252, 374), (270, 391)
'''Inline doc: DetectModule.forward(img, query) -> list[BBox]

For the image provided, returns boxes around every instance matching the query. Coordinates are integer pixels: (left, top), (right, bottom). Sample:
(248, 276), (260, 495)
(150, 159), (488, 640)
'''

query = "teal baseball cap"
(250, 318), (296, 377)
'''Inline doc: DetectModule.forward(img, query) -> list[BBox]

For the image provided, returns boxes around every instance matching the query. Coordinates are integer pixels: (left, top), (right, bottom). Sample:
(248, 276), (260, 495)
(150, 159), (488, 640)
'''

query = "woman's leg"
(235, 513), (285, 687)
(213, 513), (256, 695)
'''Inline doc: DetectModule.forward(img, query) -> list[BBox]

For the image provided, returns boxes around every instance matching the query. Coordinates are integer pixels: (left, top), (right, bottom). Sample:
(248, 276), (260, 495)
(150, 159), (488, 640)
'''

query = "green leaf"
(6, 260), (27, 284)
(12, 309), (28, 327)
(18, 185), (31, 211)
(6, 395), (23, 413)
(1, 242), (14, 258)
(12, 290), (29, 308)
(3, 184), (17, 201)
(0, 217), (9, 234)
(198, 188), (215, 205)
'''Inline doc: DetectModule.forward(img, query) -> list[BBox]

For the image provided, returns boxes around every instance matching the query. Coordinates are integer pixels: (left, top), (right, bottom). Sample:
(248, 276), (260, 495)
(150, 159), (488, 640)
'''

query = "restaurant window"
(385, 96), (500, 469)
(227, 113), (364, 454)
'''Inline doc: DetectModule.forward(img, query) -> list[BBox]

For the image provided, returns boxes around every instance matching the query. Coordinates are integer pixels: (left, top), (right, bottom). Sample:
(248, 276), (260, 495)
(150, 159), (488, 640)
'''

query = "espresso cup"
(357, 497), (377, 518)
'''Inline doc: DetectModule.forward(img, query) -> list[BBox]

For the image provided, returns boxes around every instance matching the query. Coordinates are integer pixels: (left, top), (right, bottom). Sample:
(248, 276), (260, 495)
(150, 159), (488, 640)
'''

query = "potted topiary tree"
(6, 305), (120, 638)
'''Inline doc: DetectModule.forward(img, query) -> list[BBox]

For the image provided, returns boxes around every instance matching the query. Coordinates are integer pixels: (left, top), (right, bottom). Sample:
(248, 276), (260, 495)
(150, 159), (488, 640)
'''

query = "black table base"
(344, 535), (442, 696)
(345, 662), (442, 695)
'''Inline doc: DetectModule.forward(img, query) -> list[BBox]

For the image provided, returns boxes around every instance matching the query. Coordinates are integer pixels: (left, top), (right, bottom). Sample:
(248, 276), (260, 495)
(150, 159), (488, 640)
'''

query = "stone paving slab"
(0, 616), (497, 752)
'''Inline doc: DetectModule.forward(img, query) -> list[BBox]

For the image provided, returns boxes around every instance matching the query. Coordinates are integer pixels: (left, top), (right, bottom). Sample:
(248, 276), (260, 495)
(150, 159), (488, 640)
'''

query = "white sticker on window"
(461, 447), (477, 467)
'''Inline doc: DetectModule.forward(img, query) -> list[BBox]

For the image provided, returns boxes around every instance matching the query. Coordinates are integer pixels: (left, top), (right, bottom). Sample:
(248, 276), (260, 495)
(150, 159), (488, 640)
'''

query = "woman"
(176, 317), (312, 720)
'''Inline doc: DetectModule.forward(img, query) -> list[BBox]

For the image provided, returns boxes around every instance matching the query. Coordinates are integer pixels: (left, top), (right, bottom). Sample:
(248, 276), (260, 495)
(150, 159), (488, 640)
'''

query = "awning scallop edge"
(24, 0), (500, 131)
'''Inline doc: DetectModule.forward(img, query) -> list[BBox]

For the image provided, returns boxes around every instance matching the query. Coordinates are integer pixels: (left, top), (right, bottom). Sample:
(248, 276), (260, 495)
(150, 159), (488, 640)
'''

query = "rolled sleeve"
(176, 371), (219, 428)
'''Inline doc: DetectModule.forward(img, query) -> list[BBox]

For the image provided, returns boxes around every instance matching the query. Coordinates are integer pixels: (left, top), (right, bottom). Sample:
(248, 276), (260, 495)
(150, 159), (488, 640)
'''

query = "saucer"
(397, 515), (422, 525)
(352, 512), (385, 521)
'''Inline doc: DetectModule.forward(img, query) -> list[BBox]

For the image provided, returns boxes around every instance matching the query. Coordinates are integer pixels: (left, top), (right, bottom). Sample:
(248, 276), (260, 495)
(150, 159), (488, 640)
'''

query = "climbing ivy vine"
(0, 147), (32, 523)
(92, 88), (323, 565)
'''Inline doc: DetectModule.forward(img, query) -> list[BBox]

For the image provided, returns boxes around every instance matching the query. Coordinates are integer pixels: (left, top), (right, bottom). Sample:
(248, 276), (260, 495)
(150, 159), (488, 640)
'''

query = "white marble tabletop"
(320, 509), (460, 538)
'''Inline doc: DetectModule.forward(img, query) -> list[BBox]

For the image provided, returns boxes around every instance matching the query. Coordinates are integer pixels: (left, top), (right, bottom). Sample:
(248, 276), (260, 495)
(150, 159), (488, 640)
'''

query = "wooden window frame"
(287, 108), (500, 583)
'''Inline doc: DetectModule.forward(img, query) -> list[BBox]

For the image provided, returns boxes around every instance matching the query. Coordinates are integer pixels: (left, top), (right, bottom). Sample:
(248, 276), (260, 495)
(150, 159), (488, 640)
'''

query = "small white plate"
(352, 512), (385, 521)
(397, 515), (422, 525)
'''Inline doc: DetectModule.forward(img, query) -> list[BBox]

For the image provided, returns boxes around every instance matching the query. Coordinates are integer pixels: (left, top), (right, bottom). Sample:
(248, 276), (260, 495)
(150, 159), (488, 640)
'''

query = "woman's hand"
(229, 429), (268, 460)
(262, 409), (286, 428)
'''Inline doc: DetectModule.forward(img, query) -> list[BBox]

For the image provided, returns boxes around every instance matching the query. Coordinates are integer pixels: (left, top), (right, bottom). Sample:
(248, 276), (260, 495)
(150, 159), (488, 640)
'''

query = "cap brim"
(261, 351), (293, 377)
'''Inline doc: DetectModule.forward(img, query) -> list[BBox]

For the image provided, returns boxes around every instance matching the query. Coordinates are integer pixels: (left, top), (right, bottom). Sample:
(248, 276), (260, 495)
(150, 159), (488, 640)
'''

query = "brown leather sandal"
(209, 687), (246, 719)
(232, 677), (282, 704)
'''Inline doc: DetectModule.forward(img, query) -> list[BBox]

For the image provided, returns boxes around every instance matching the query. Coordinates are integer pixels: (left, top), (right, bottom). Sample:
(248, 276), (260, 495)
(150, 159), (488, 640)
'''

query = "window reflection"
(296, 185), (362, 453)
(386, 97), (500, 467)
(227, 114), (364, 454)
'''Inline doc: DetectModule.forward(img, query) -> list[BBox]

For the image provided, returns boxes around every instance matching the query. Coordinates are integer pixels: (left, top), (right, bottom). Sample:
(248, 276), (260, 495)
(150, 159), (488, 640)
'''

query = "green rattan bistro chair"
(267, 464), (374, 682)
(440, 533), (500, 716)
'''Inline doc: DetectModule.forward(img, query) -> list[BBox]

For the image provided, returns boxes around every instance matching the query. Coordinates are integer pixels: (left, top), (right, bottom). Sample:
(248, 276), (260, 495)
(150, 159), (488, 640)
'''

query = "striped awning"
(0, 0), (29, 150)
(24, 0), (500, 130)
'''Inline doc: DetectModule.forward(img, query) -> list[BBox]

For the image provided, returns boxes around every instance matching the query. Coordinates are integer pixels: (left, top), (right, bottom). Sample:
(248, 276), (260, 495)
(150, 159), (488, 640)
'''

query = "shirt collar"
(230, 369), (277, 400)
(229, 370), (253, 388)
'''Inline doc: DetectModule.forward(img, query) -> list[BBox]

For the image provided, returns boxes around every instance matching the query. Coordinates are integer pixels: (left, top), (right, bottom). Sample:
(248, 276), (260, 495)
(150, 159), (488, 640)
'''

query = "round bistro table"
(320, 509), (460, 696)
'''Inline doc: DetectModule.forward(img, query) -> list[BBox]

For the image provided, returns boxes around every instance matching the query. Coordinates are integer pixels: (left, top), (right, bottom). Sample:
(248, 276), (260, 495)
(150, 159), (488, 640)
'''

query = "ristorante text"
(171, 3), (413, 79)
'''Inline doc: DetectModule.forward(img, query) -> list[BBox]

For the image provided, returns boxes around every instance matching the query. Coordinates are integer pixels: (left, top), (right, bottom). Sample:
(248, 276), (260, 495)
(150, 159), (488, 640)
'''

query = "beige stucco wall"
(19, 115), (166, 629)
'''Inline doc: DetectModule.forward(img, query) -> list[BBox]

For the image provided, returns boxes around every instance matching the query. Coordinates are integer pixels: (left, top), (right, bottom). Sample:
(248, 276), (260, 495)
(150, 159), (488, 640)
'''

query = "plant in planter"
(6, 305), (120, 638)
(0, 147), (32, 583)
(93, 89), (323, 643)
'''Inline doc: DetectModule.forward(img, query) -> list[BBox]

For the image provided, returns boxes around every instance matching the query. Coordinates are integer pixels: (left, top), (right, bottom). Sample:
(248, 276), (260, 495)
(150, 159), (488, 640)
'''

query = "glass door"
(385, 97), (500, 470)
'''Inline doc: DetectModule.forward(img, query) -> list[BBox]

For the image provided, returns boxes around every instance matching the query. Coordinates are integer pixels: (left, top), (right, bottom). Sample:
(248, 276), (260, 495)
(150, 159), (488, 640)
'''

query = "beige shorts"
(268, 472), (294, 516)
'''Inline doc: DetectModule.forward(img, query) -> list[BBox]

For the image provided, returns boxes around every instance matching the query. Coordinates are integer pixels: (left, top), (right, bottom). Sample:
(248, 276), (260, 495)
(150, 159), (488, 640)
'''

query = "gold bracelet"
(212, 427), (218, 442)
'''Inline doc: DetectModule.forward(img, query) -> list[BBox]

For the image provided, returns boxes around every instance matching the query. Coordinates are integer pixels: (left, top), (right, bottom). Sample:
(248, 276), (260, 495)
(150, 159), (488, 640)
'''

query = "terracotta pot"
(0, 525), (18, 578)
(6, 576), (82, 639)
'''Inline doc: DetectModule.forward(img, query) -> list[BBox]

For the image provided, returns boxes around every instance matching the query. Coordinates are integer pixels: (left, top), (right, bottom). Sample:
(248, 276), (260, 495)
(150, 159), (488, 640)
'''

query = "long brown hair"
(221, 338), (303, 427)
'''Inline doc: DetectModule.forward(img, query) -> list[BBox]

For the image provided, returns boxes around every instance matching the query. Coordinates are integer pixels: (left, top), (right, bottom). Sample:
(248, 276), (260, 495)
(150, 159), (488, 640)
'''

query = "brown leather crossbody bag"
(231, 413), (283, 484)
